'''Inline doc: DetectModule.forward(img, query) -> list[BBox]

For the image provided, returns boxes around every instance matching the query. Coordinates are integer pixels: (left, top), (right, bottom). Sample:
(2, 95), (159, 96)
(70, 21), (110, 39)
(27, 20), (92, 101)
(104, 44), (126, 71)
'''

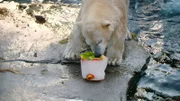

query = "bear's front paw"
(63, 47), (80, 60)
(108, 58), (122, 66)
(63, 51), (80, 60)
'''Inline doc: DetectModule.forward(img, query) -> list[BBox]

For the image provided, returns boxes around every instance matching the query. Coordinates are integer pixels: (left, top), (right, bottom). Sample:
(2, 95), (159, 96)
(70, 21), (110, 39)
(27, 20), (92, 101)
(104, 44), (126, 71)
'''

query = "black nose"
(94, 53), (102, 58)
(94, 45), (102, 58)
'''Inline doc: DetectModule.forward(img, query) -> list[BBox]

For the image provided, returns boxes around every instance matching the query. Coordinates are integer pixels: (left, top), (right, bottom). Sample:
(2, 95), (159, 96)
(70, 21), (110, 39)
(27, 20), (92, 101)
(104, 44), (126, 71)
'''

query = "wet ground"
(127, 0), (180, 100)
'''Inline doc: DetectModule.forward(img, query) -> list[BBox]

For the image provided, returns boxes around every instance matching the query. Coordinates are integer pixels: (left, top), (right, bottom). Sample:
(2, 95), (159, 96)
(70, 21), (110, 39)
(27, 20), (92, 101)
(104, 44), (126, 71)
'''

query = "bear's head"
(78, 20), (115, 57)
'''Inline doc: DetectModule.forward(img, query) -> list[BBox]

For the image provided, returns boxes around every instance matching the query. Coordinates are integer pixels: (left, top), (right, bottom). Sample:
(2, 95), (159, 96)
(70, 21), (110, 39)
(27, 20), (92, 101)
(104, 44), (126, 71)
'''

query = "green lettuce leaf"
(80, 51), (95, 60)
(80, 51), (104, 60)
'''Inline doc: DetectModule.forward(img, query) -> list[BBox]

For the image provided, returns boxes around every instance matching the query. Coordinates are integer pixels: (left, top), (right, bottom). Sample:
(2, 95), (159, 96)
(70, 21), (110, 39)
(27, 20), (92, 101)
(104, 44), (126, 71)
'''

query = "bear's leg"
(63, 24), (84, 60)
(106, 38), (125, 66)
(106, 25), (127, 66)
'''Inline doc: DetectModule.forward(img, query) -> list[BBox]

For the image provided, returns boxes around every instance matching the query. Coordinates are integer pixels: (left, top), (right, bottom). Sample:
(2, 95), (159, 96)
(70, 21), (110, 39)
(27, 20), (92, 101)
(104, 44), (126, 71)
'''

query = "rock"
(0, 3), (79, 61)
(153, 52), (163, 61)
(145, 38), (157, 47)
(170, 53), (180, 61)
(170, 53), (180, 68)
(134, 59), (180, 101)
(128, 0), (180, 100)
(0, 40), (149, 101)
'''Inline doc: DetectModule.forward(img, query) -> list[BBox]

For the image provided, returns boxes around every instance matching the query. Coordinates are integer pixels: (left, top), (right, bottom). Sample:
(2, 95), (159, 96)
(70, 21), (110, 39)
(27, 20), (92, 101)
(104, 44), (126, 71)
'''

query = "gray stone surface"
(0, 41), (149, 101)
(0, 3), (149, 101)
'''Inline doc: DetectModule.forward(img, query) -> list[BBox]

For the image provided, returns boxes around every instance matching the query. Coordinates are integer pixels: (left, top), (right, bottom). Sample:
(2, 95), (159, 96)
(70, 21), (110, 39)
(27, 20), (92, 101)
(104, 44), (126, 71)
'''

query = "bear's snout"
(94, 52), (102, 58)
(94, 45), (102, 58)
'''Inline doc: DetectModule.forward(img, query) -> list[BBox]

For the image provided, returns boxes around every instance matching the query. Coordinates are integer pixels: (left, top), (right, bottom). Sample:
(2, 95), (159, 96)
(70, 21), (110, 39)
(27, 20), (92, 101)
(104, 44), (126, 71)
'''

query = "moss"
(0, 57), (5, 60)
(28, 4), (43, 12)
(59, 38), (68, 44)
(41, 10), (53, 15)
(130, 32), (138, 41)
(49, 5), (62, 10)
(26, 8), (34, 16)
(41, 69), (48, 75)
(26, 4), (43, 16)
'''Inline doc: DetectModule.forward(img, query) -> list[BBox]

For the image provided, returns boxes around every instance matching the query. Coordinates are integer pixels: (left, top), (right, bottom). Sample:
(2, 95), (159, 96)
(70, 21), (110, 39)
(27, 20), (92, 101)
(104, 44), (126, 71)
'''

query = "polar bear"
(63, 0), (130, 66)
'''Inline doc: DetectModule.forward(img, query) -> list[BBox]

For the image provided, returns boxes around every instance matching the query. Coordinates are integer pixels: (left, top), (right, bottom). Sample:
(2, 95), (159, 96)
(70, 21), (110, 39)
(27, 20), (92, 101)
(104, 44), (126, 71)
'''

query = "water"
(60, 0), (80, 4)
(127, 0), (180, 100)
(9, 0), (81, 3)
(161, 0), (180, 17)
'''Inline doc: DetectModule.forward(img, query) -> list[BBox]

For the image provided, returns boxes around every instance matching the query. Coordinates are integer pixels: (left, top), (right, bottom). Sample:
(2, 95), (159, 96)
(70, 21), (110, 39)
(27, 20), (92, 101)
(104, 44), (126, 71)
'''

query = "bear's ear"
(102, 20), (114, 31)
(102, 20), (111, 28)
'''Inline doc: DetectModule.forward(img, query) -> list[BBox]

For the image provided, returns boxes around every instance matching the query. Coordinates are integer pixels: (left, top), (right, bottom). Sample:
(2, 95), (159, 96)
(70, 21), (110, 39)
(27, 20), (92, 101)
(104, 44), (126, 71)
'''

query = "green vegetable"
(80, 51), (103, 60)
(80, 51), (95, 60)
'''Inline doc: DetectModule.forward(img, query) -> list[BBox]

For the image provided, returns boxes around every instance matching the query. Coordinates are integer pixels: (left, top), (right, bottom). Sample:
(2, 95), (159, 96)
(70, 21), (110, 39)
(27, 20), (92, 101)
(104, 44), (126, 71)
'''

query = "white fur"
(63, 0), (130, 66)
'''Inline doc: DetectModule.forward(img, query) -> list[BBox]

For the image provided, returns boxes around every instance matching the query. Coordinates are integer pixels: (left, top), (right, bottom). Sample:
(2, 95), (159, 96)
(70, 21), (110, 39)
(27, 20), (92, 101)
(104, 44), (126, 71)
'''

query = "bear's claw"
(63, 51), (80, 60)
(108, 58), (122, 66)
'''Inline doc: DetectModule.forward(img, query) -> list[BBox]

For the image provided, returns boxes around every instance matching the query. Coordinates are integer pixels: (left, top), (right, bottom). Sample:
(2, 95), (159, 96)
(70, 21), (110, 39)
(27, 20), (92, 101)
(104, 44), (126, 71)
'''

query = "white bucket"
(80, 56), (108, 81)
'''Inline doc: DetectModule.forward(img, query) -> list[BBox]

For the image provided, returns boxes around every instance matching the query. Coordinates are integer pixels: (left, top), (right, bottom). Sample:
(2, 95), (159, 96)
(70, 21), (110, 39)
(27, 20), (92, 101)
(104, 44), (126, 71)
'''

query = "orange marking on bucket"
(86, 74), (95, 80)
